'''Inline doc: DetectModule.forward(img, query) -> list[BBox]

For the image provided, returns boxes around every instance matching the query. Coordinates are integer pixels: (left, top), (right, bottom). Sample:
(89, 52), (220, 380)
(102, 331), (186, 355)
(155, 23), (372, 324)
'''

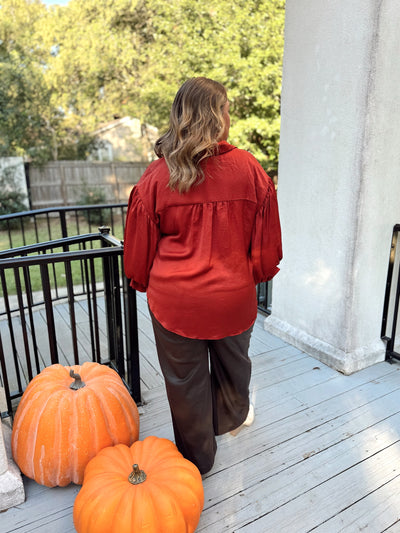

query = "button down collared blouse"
(123, 141), (282, 339)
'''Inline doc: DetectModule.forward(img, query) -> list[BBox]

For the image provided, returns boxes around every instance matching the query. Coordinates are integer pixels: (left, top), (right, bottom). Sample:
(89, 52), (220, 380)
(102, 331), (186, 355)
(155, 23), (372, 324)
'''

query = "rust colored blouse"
(123, 141), (282, 339)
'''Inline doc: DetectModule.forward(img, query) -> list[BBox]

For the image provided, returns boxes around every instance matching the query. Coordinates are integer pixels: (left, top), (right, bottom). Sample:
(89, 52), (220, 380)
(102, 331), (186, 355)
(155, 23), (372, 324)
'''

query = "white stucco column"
(265, 0), (400, 374)
(0, 388), (25, 511)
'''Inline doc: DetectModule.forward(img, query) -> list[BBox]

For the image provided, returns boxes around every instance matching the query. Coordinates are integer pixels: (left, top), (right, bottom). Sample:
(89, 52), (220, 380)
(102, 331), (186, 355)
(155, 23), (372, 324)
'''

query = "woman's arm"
(123, 186), (160, 292)
(250, 178), (283, 285)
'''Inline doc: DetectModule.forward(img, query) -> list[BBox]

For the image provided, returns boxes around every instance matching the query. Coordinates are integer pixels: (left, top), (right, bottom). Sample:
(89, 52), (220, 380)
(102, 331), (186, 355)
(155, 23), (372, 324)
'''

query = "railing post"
(14, 269), (34, 382)
(60, 209), (68, 238)
(124, 279), (141, 405)
(40, 264), (59, 365)
(387, 255), (400, 362)
(112, 254), (124, 375)
(100, 227), (122, 373)
(0, 338), (13, 419)
(381, 226), (399, 339)
(381, 225), (400, 362)
(0, 270), (23, 394)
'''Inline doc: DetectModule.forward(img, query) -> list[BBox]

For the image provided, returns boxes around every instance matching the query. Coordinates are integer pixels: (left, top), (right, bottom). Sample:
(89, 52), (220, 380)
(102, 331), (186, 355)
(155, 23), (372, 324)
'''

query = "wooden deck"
(2, 291), (400, 532)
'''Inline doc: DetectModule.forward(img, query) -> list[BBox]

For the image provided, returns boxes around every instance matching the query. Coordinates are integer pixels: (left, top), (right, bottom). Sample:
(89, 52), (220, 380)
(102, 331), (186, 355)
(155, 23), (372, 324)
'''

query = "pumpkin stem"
(69, 369), (86, 390)
(128, 464), (147, 485)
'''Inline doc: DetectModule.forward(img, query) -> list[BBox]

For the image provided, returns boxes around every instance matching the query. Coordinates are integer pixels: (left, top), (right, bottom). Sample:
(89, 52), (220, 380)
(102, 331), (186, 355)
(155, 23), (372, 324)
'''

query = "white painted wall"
(266, 0), (400, 373)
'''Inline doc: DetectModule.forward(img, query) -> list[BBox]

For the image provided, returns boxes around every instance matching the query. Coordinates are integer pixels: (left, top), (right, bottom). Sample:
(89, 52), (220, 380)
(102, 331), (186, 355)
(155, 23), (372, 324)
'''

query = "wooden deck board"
(2, 292), (400, 532)
(237, 443), (400, 532)
(199, 402), (400, 530)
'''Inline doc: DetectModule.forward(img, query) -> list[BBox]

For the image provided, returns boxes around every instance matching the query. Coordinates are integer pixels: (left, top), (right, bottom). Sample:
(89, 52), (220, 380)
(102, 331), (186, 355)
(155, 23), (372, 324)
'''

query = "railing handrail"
(0, 245), (123, 268)
(0, 203), (128, 252)
(0, 203), (128, 221)
(0, 232), (116, 258)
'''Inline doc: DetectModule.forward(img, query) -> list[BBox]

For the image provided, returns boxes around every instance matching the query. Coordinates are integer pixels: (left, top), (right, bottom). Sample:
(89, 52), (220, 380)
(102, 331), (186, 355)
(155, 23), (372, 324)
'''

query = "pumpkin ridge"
(155, 476), (204, 518)
(69, 388), (80, 483)
(140, 448), (183, 471)
(76, 479), (127, 532)
(145, 478), (188, 532)
(84, 386), (115, 446)
(84, 444), (133, 483)
(133, 480), (160, 531)
(82, 381), (136, 449)
(135, 436), (174, 469)
(100, 384), (139, 444)
(70, 384), (106, 484)
(151, 460), (204, 526)
(34, 389), (75, 486)
(12, 386), (59, 480)
(78, 388), (108, 463)
(51, 392), (72, 486)
(13, 376), (59, 414)
(128, 438), (146, 471)
(80, 361), (112, 381)
(71, 384), (118, 484)
(106, 392), (132, 445)
(115, 476), (144, 531)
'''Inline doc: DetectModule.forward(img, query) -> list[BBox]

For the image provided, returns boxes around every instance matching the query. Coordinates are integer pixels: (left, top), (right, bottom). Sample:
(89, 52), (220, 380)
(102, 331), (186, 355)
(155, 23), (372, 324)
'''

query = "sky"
(42, 0), (70, 5)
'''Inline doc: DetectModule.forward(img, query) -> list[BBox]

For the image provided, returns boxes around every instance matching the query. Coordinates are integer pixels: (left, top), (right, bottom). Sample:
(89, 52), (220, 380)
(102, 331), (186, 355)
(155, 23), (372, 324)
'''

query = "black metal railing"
(0, 203), (128, 250)
(381, 224), (400, 362)
(257, 281), (272, 314)
(0, 228), (140, 418)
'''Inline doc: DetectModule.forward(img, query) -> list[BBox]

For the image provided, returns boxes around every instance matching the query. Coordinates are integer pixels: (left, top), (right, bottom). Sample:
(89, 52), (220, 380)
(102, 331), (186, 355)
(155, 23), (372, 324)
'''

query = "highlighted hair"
(154, 77), (228, 193)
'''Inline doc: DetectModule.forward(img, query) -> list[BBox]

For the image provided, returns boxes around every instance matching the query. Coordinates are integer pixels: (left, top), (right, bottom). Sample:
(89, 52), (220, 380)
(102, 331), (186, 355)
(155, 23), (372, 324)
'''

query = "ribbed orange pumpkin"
(11, 362), (140, 487)
(73, 436), (204, 533)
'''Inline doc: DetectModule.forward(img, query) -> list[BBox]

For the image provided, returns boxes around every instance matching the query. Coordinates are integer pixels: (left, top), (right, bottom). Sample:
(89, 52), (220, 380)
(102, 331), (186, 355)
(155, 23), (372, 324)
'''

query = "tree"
(105, 0), (285, 174)
(40, 0), (143, 130)
(0, 0), (103, 162)
(0, 0), (62, 162)
(0, 0), (285, 173)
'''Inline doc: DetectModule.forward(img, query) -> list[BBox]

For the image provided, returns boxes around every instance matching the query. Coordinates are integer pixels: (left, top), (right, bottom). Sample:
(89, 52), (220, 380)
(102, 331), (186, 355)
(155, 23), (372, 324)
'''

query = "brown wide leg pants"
(150, 310), (253, 475)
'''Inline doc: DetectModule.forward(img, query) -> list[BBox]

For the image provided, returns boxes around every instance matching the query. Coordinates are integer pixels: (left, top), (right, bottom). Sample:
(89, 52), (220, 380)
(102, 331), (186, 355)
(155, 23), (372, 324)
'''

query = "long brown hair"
(154, 77), (228, 193)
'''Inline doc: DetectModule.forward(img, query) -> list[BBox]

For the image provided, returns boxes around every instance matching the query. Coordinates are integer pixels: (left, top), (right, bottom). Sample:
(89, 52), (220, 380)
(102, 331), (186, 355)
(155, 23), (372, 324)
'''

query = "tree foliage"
(0, 0), (285, 173)
(0, 0), (55, 162)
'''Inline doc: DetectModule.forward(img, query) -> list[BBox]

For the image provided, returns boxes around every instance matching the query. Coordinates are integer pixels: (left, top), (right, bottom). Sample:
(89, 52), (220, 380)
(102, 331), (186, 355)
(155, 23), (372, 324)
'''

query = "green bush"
(78, 185), (110, 227)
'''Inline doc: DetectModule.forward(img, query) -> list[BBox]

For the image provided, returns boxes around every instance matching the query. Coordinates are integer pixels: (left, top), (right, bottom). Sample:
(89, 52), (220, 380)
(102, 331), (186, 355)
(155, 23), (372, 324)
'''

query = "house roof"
(93, 116), (140, 136)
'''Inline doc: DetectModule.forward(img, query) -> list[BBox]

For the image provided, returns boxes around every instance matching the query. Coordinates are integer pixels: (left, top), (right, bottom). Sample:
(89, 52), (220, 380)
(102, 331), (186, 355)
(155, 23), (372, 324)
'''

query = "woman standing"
(124, 77), (282, 474)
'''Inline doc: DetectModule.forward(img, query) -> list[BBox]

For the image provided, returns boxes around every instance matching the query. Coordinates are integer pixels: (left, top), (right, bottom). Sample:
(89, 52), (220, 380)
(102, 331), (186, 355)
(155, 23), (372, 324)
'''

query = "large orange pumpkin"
(73, 436), (204, 533)
(11, 362), (140, 487)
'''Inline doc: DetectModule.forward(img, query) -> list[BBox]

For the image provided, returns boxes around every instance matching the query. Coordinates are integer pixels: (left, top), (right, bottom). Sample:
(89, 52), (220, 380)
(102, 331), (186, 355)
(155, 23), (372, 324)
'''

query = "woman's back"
(124, 141), (281, 339)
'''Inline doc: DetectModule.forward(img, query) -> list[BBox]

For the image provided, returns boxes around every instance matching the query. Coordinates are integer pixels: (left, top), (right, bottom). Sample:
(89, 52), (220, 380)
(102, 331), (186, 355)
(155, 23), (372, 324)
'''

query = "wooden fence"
(27, 161), (148, 209)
